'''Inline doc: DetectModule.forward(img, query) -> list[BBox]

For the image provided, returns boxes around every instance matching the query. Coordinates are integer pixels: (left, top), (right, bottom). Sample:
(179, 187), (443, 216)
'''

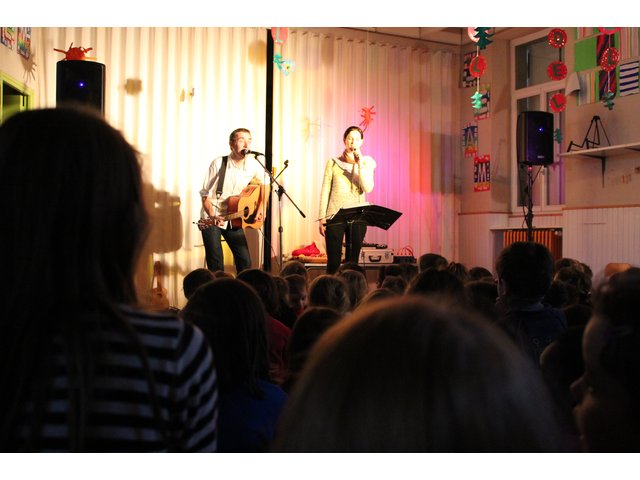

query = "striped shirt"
(14, 306), (218, 452)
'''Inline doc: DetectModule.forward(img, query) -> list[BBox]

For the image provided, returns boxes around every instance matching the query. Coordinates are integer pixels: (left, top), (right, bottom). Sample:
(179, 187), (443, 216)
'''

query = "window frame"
(510, 28), (566, 214)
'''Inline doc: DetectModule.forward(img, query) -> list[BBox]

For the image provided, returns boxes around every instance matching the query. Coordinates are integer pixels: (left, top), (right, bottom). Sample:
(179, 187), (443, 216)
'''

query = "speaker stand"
(524, 164), (534, 242)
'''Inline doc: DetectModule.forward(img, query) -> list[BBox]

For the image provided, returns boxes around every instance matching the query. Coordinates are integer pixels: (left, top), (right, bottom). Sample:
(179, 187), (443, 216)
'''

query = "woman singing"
(318, 126), (376, 274)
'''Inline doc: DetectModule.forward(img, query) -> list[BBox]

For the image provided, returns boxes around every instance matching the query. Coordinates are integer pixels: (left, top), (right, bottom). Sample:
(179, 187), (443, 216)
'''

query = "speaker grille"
(56, 60), (105, 114)
(516, 111), (554, 165)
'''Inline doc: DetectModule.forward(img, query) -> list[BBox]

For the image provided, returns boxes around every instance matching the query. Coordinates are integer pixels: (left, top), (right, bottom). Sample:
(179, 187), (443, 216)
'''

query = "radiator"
(503, 229), (562, 260)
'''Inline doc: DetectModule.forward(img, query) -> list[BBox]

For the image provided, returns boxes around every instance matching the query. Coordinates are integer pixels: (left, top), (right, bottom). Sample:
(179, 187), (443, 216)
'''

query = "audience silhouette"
(571, 267), (640, 452)
(0, 107), (217, 452)
(181, 278), (287, 452)
(272, 296), (565, 452)
(495, 242), (567, 363)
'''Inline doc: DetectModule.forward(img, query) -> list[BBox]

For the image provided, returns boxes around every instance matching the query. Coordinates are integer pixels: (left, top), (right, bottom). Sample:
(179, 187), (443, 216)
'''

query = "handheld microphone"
(241, 149), (264, 157)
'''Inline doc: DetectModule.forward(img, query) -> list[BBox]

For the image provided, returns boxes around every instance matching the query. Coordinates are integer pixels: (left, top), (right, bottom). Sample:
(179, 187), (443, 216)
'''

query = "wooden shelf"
(559, 141), (640, 186)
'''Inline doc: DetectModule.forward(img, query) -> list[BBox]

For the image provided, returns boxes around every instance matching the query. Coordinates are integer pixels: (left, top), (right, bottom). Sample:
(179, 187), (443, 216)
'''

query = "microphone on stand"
(241, 149), (264, 157)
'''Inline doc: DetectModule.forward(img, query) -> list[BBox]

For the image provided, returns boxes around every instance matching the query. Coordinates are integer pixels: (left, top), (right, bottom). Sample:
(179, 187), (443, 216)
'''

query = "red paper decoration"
(469, 54), (487, 78)
(271, 28), (289, 44)
(548, 29), (567, 48)
(549, 93), (567, 113)
(598, 27), (621, 35)
(600, 47), (620, 71)
(547, 61), (567, 81)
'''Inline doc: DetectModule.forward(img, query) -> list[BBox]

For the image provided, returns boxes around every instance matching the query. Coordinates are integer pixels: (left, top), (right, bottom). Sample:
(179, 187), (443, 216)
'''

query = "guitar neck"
(222, 211), (242, 221)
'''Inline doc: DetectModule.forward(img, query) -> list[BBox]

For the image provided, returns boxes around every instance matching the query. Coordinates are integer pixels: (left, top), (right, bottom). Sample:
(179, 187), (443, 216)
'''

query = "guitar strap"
(215, 156), (229, 199)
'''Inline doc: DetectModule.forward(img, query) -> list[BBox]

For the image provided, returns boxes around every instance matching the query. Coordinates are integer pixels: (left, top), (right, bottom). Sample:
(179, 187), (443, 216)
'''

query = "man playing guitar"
(199, 128), (267, 273)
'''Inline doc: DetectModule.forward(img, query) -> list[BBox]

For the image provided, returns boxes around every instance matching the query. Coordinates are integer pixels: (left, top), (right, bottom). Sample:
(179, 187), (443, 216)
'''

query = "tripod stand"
(523, 164), (535, 242)
(252, 154), (306, 272)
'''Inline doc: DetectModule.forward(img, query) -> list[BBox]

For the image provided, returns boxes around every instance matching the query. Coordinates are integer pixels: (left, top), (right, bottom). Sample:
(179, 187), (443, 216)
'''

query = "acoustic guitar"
(197, 184), (267, 231)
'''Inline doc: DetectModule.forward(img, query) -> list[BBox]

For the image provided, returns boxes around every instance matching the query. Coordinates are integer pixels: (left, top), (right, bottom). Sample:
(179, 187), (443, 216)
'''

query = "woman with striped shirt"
(0, 107), (218, 452)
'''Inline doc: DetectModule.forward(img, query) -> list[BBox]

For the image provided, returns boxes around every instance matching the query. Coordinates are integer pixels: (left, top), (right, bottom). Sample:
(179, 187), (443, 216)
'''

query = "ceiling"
(345, 27), (544, 46)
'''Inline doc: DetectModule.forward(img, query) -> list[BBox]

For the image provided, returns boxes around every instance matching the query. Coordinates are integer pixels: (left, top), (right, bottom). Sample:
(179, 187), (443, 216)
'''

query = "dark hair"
(285, 274), (307, 296)
(229, 127), (250, 143)
(554, 266), (591, 304)
(338, 269), (369, 309)
(280, 259), (308, 279)
(418, 253), (448, 272)
(343, 125), (363, 142)
(495, 241), (553, 299)
(468, 266), (494, 282)
(465, 280), (499, 321)
(183, 268), (215, 300)
(181, 278), (269, 395)
(406, 268), (465, 304)
(308, 274), (351, 314)
(284, 306), (343, 392)
(380, 275), (407, 295)
(593, 268), (640, 410)
(337, 261), (365, 276)
(376, 264), (403, 288)
(237, 268), (280, 317)
(0, 107), (150, 449)
(273, 297), (564, 452)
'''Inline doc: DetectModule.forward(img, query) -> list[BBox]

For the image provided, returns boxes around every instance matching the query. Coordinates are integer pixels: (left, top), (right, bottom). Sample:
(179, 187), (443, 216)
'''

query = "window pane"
(516, 38), (561, 89)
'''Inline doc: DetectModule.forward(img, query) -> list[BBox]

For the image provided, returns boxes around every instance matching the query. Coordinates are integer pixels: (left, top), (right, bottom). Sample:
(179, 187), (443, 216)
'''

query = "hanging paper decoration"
(598, 29), (619, 109)
(545, 28), (565, 140)
(474, 85), (490, 120)
(474, 27), (493, 50)
(619, 59), (640, 96)
(468, 30), (491, 112)
(54, 43), (96, 61)
(602, 91), (615, 110)
(547, 60), (567, 81)
(0, 27), (15, 49)
(553, 128), (563, 144)
(469, 54), (487, 78)
(473, 155), (491, 192)
(16, 27), (31, 59)
(597, 27), (621, 35)
(548, 29), (567, 48)
(462, 52), (476, 87)
(471, 90), (483, 110)
(462, 124), (479, 158)
(271, 28), (289, 44)
(359, 106), (376, 132)
(549, 93), (567, 113)
(600, 46), (620, 71)
(273, 53), (296, 75)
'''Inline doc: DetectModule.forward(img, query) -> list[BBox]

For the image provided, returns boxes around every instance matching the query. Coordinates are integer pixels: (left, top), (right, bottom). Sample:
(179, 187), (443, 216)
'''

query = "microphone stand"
(252, 154), (306, 271)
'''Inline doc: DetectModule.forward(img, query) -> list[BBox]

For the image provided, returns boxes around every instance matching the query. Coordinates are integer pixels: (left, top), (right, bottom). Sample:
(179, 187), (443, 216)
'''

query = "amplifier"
(359, 248), (394, 264)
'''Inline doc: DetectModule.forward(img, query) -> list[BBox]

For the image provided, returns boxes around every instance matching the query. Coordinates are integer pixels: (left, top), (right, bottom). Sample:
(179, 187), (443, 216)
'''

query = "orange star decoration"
(359, 106), (376, 132)
(53, 42), (96, 61)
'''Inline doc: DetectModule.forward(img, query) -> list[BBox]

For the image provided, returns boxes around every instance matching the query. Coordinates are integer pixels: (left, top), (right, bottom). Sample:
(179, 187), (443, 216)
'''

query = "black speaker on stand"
(516, 111), (554, 241)
(56, 60), (105, 114)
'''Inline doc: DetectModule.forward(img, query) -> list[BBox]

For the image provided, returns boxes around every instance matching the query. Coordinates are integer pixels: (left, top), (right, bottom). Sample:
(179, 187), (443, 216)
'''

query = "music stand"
(328, 204), (402, 230)
(326, 204), (402, 262)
